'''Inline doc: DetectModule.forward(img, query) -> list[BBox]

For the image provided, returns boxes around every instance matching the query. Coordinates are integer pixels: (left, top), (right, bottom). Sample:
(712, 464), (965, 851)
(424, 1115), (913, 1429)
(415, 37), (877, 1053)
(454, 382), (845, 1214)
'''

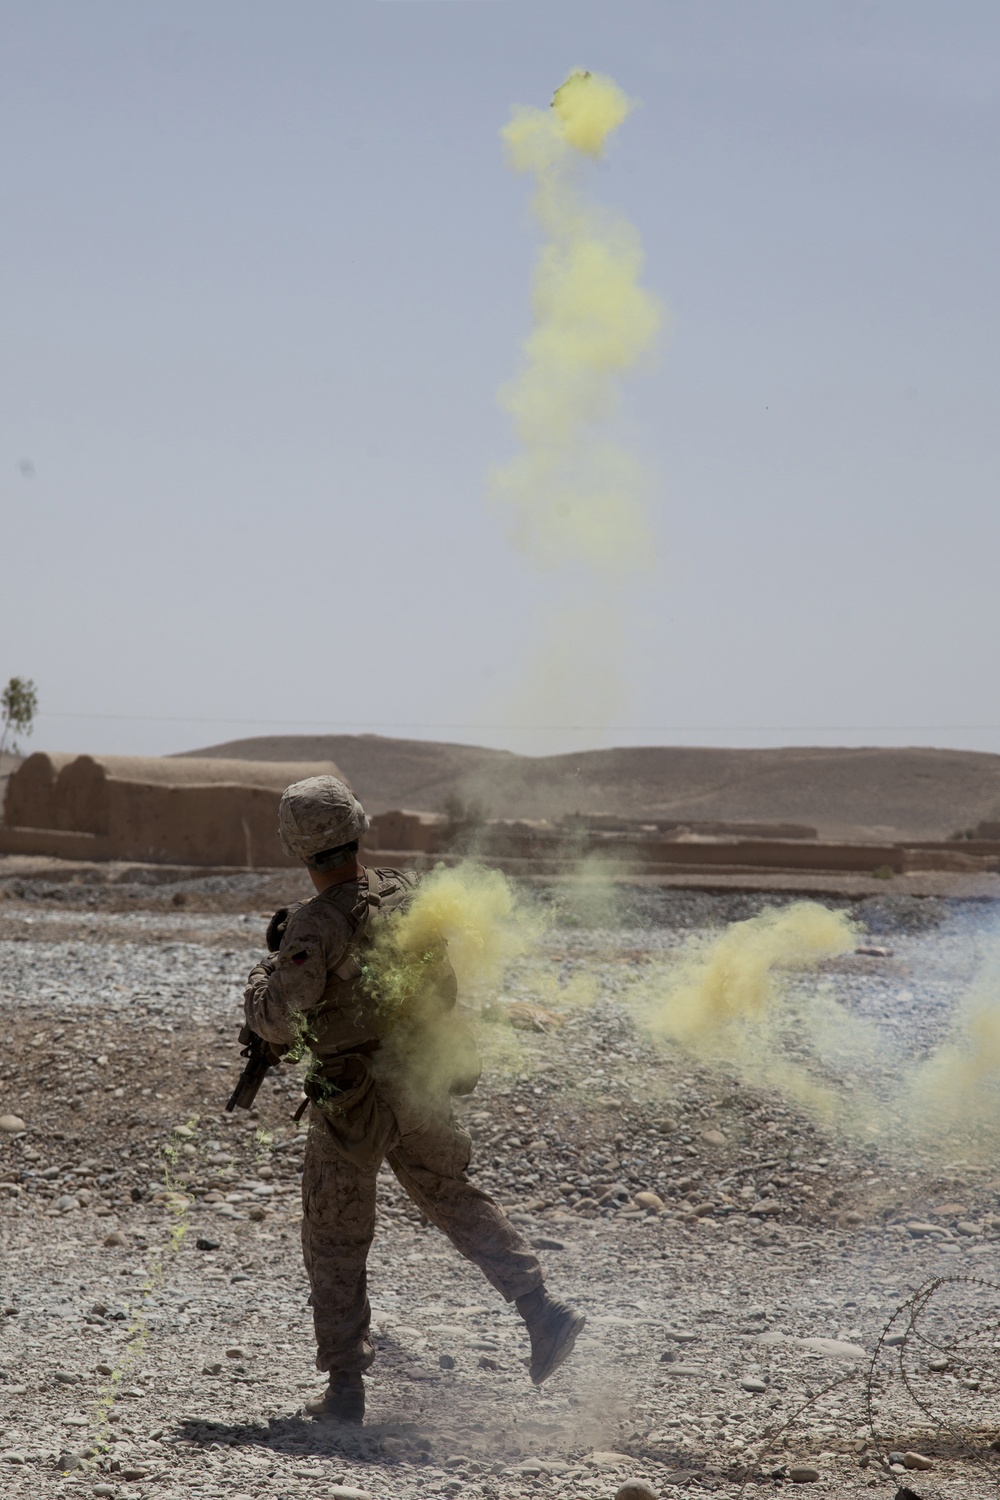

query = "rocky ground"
(2, 867), (1000, 1499)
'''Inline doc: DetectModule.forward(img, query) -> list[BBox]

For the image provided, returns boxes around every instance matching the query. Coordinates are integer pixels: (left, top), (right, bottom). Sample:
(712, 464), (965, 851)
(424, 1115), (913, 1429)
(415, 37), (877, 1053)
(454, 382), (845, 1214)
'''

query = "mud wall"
(104, 780), (293, 866)
(1, 752), (344, 866)
(3, 753), (79, 830)
(366, 809), (445, 853)
(362, 820), (1000, 877)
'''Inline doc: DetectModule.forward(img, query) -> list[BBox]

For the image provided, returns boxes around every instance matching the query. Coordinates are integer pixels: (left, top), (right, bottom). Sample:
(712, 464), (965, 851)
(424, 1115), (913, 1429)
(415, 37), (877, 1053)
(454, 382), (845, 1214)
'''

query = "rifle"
(226, 904), (300, 1112)
(226, 1025), (286, 1112)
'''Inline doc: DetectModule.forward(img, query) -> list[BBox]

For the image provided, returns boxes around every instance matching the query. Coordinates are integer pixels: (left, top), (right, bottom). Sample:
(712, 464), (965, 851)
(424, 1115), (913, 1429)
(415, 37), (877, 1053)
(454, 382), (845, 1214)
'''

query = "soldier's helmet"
(278, 776), (369, 864)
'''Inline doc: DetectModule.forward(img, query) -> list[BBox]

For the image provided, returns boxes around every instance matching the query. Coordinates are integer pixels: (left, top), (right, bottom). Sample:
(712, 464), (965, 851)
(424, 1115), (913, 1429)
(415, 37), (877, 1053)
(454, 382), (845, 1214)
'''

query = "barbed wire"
(729, 1275), (1000, 1497)
(866, 1274), (1000, 1492)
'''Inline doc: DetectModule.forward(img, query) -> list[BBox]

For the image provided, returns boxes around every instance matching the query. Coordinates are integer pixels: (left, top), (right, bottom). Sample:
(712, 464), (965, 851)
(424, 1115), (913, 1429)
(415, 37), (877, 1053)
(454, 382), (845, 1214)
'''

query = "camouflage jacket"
(243, 866), (457, 1061)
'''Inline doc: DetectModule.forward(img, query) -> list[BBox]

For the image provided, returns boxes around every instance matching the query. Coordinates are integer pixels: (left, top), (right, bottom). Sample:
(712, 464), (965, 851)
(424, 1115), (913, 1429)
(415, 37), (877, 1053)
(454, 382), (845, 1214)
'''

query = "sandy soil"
(2, 871), (1000, 1499)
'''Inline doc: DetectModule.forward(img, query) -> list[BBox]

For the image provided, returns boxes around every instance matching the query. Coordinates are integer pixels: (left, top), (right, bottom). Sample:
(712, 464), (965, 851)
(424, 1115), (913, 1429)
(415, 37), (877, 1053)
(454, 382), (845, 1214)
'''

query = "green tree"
(0, 677), (38, 756)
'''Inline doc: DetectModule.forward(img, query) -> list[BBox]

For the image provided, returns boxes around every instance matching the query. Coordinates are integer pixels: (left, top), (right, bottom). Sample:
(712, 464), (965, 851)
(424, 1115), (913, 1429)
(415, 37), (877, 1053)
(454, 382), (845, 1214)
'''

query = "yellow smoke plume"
(370, 860), (1000, 1162)
(900, 981), (1000, 1156)
(366, 861), (545, 1014)
(361, 863), (1000, 1163)
(493, 70), (663, 575)
(361, 862), (546, 1092)
(643, 903), (857, 1044)
(393, 861), (541, 992)
(613, 902), (1000, 1158)
(630, 903), (861, 1124)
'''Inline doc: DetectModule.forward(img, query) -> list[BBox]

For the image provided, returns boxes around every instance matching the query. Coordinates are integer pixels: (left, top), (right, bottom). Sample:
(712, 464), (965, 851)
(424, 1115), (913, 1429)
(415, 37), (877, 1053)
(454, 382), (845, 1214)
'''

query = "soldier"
(244, 775), (585, 1423)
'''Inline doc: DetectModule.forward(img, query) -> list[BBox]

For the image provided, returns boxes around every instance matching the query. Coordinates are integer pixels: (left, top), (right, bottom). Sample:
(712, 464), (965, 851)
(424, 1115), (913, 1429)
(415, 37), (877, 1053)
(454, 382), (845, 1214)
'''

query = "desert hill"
(178, 735), (515, 821)
(177, 735), (1000, 842)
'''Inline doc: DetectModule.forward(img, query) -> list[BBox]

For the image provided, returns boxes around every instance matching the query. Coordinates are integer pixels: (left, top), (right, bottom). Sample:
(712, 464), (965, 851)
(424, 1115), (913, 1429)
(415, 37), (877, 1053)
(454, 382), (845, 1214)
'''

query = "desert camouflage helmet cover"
(278, 776), (369, 859)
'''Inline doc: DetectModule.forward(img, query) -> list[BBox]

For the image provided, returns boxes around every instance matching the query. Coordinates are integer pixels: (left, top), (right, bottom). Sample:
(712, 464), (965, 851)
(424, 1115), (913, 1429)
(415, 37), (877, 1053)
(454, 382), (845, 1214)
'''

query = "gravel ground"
(3, 874), (1000, 1499)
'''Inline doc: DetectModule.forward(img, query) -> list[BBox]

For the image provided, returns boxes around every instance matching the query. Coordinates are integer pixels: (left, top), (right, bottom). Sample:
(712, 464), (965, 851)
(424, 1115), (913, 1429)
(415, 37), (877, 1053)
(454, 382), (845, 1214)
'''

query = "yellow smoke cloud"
(359, 862), (550, 1093)
(552, 70), (632, 157)
(629, 904), (860, 1122)
(367, 861), (545, 1012)
(392, 861), (539, 992)
(643, 903), (857, 1044)
(502, 70), (631, 176)
(362, 861), (1000, 1163)
(493, 70), (663, 575)
(603, 901), (1000, 1159)
(900, 980), (1000, 1156)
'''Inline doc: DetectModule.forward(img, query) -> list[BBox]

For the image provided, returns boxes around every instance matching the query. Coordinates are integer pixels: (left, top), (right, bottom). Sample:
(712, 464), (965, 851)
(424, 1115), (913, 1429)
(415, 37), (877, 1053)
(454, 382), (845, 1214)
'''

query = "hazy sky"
(3, 1), (999, 760)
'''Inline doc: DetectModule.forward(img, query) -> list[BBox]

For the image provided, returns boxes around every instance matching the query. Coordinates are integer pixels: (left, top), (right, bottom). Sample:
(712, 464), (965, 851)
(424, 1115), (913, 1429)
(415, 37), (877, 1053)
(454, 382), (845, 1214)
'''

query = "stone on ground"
(633, 1191), (664, 1211)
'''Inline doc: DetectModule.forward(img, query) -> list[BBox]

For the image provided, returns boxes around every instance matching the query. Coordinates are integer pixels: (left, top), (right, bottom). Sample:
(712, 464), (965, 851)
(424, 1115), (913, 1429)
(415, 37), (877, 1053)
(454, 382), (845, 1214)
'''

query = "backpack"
(305, 868), (449, 1046)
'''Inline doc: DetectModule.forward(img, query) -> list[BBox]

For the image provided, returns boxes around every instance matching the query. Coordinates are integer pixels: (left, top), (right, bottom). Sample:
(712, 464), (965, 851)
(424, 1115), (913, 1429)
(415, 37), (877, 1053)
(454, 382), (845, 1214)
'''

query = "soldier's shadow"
(174, 1415), (709, 1485)
(175, 1413), (435, 1462)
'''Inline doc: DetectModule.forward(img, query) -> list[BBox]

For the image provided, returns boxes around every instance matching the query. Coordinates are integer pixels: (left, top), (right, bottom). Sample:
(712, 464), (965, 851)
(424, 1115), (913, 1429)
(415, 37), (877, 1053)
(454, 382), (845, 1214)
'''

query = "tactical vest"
(305, 866), (457, 1062)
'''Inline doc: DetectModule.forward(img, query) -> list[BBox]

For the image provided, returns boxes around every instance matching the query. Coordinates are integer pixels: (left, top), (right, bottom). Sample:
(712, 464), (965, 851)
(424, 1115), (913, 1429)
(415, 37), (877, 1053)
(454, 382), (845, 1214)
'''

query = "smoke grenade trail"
(478, 82), (1000, 1160)
(491, 70), (663, 738)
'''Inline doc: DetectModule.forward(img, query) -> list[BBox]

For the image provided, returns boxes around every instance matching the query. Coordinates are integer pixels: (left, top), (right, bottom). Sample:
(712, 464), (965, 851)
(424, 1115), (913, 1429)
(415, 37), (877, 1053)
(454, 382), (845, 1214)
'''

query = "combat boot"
(304, 1371), (365, 1423)
(516, 1287), (586, 1385)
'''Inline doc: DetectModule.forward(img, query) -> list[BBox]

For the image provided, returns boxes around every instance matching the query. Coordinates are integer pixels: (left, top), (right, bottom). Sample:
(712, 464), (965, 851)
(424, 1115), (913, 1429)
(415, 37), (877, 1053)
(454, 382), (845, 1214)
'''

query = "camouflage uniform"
(244, 868), (543, 1375)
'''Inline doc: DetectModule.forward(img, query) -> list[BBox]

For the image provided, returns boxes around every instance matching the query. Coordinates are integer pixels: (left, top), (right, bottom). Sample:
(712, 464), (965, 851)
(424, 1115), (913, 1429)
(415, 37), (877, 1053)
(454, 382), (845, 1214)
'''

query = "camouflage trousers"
(300, 1069), (543, 1374)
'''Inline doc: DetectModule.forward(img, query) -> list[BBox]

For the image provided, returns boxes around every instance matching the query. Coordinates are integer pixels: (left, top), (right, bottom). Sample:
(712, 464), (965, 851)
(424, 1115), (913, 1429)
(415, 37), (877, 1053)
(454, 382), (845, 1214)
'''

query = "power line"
(33, 711), (1000, 734)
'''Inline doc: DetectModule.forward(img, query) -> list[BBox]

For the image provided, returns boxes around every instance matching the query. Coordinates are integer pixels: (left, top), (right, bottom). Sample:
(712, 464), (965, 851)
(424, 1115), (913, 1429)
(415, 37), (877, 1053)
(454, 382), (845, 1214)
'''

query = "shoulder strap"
(362, 865), (383, 931)
(346, 867), (382, 942)
(326, 870), (383, 985)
